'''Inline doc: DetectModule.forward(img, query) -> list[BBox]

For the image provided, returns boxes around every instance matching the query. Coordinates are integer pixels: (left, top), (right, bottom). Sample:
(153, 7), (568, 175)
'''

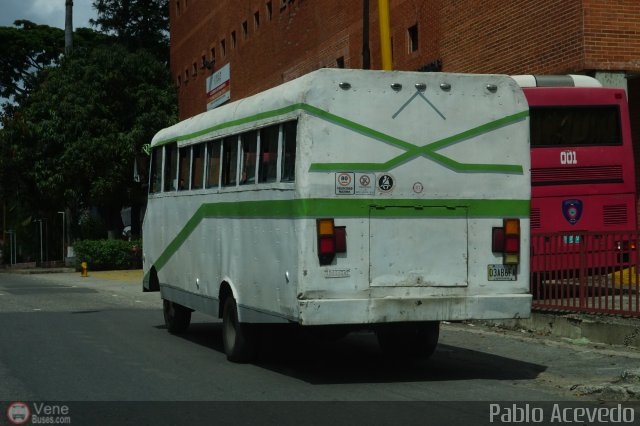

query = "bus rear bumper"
(297, 294), (532, 326)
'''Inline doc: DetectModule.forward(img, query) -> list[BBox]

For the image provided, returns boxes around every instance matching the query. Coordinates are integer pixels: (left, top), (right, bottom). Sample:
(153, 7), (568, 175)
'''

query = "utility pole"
(65, 0), (73, 55)
(378, 0), (392, 70)
(362, 0), (370, 70)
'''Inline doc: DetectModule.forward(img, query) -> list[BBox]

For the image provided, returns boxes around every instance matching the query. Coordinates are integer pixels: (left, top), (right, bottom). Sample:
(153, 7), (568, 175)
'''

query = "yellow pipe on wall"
(378, 0), (393, 70)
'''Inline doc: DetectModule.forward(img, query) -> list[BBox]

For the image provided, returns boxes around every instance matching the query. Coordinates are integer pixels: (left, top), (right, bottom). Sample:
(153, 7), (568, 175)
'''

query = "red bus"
(512, 75), (637, 274)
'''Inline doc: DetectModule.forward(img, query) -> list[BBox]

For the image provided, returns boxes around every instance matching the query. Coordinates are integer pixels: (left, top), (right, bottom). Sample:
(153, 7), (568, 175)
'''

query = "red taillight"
(334, 226), (347, 253)
(319, 237), (335, 255)
(316, 219), (347, 265)
(505, 236), (519, 253)
(492, 219), (520, 265)
(492, 228), (505, 252)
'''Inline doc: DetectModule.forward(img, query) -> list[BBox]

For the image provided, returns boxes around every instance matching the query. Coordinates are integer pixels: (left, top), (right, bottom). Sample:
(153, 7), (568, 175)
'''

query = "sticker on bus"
(488, 264), (517, 281)
(335, 172), (355, 194)
(563, 235), (581, 244)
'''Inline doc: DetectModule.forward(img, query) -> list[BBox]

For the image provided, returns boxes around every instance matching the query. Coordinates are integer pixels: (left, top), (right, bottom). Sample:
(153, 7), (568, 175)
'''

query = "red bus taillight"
(492, 219), (520, 265)
(316, 218), (347, 265)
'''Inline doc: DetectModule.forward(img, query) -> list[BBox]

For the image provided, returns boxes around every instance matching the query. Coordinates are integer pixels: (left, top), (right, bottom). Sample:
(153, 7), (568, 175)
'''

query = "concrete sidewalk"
(488, 311), (640, 350)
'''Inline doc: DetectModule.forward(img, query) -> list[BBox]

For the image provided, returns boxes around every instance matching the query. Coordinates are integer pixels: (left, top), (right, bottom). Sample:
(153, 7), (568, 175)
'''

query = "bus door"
(368, 204), (469, 287)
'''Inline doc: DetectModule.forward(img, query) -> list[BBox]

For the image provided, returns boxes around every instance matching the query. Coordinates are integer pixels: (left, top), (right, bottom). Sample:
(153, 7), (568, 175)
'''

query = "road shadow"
(159, 320), (547, 385)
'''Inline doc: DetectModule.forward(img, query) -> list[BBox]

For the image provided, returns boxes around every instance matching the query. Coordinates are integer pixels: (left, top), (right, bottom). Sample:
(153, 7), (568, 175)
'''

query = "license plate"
(488, 264), (517, 281)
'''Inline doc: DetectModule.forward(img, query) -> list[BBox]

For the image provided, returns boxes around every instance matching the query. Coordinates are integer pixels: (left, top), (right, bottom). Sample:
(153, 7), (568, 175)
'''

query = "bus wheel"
(222, 296), (256, 363)
(375, 321), (439, 359)
(163, 299), (191, 334)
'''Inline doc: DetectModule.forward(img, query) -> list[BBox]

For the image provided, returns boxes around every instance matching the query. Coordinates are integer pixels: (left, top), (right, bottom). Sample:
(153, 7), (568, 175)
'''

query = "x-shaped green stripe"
(304, 104), (528, 173)
(154, 102), (527, 174)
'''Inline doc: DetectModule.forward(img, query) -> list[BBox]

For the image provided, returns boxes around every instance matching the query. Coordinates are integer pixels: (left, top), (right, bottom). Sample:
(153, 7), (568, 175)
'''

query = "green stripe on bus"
(153, 103), (527, 174)
(149, 198), (529, 275)
(309, 110), (529, 173)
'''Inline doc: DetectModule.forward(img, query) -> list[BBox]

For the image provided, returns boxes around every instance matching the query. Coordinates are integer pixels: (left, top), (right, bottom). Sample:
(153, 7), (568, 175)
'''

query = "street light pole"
(4, 230), (15, 266)
(65, 0), (73, 55)
(34, 219), (44, 265)
(58, 211), (65, 263)
(38, 219), (43, 264)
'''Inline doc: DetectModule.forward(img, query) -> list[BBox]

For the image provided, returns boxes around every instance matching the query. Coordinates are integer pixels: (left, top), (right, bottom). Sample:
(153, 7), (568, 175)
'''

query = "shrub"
(73, 239), (142, 271)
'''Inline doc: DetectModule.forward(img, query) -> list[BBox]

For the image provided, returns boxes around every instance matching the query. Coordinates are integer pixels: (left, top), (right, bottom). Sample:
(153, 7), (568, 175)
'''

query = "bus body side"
(523, 85), (637, 272)
(143, 69), (531, 360)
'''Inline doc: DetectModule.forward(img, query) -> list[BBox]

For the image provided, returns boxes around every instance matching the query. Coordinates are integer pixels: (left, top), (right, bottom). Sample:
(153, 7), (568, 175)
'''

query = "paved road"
(0, 272), (638, 425)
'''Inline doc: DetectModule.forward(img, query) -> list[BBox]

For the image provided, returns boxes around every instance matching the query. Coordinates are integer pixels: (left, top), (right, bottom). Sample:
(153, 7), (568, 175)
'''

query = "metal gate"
(530, 231), (640, 317)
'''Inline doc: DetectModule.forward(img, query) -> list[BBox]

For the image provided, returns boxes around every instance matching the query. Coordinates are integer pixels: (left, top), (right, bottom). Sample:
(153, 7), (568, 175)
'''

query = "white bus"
(143, 69), (531, 362)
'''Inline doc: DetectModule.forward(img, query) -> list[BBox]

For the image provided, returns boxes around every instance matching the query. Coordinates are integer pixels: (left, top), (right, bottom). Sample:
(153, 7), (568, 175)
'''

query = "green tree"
(2, 44), (176, 238)
(91, 0), (169, 61)
(0, 21), (64, 103)
(0, 22), (113, 107)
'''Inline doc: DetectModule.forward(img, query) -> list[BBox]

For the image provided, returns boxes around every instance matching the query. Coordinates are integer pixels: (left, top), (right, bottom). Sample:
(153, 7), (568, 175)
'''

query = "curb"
(0, 268), (75, 275)
(485, 312), (640, 349)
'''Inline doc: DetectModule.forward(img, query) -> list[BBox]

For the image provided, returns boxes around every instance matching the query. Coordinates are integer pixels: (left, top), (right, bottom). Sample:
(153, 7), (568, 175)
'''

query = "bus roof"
(511, 75), (602, 88)
(151, 69), (523, 149)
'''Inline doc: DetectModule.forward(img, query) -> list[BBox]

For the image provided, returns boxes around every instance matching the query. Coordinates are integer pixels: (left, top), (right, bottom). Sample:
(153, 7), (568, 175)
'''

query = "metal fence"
(530, 231), (640, 317)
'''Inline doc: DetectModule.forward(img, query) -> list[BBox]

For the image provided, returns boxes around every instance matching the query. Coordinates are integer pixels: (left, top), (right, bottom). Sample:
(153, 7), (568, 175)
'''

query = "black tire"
(222, 296), (256, 363)
(163, 299), (191, 334)
(376, 321), (440, 359)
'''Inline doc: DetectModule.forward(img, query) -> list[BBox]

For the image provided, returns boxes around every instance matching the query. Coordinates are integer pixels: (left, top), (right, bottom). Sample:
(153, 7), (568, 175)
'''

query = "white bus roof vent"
(511, 75), (602, 88)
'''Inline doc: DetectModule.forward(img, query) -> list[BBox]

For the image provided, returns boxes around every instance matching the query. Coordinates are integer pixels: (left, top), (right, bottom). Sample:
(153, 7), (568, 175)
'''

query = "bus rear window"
(530, 106), (622, 147)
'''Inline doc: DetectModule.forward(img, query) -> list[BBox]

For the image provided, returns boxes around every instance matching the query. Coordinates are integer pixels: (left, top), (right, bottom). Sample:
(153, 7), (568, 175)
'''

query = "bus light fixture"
(492, 219), (520, 265)
(316, 218), (347, 265)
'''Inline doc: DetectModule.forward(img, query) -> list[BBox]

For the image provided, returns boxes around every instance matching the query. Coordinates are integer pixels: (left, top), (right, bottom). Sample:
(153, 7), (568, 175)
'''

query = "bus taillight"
(492, 219), (520, 265)
(316, 218), (347, 265)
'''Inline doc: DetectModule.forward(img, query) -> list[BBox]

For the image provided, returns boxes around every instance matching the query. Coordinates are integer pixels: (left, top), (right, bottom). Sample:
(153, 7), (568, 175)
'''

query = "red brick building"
(170, 0), (640, 148)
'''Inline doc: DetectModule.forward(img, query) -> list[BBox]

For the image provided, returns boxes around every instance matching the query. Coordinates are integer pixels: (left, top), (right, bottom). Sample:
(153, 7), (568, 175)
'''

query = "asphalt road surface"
(0, 271), (638, 425)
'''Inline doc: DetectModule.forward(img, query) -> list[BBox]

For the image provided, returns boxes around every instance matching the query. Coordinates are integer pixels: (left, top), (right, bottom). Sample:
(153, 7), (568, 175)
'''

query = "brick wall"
(583, 0), (640, 70)
(439, 0), (584, 75)
(170, 0), (640, 119)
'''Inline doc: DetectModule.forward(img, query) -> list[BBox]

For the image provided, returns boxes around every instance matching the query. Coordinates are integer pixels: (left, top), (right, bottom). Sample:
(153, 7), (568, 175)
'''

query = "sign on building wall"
(206, 63), (231, 110)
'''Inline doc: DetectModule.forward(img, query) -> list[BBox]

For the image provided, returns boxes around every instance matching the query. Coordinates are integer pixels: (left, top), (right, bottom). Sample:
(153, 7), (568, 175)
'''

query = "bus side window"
(206, 140), (221, 189)
(191, 144), (204, 190)
(259, 125), (278, 183)
(222, 136), (238, 187)
(163, 143), (178, 191)
(149, 147), (162, 193)
(178, 146), (190, 190)
(281, 121), (297, 182)
(240, 131), (257, 185)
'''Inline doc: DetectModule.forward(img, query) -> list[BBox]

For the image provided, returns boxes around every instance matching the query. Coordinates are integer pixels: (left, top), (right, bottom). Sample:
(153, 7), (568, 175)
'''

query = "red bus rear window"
(530, 106), (621, 148)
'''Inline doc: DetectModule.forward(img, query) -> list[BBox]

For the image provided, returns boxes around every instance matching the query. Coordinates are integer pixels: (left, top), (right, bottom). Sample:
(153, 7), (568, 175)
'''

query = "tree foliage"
(0, 22), (113, 109)
(91, 0), (169, 61)
(0, 21), (64, 101)
(0, 0), (174, 253)
(3, 45), (176, 219)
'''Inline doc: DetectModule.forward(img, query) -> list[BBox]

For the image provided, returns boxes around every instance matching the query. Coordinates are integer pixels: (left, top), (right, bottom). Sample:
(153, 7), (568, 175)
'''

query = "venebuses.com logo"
(6, 402), (30, 425)
(6, 401), (71, 424)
